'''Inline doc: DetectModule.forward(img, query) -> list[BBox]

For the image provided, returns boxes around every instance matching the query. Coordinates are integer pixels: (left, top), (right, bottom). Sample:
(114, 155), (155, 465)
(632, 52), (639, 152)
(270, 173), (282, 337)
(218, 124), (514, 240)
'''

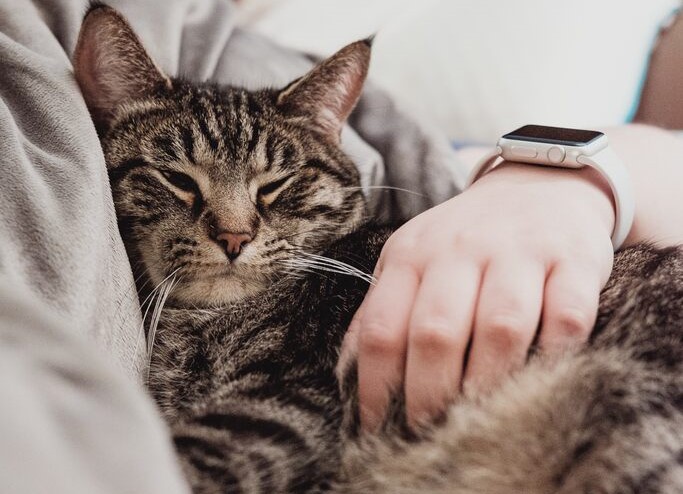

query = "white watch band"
(576, 146), (635, 250)
(466, 146), (635, 251)
(465, 147), (502, 189)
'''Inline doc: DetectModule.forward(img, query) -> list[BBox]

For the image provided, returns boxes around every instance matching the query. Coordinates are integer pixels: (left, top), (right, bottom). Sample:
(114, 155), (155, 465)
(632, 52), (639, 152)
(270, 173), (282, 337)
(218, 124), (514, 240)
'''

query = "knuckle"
(359, 322), (403, 356)
(382, 234), (420, 263)
(410, 320), (460, 356)
(481, 315), (529, 352)
(452, 229), (475, 247)
(346, 315), (362, 336)
(572, 249), (606, 271)
(453, 230), (487, 256)
(554, 308), (593, 340)
(527, 236), (568, 263)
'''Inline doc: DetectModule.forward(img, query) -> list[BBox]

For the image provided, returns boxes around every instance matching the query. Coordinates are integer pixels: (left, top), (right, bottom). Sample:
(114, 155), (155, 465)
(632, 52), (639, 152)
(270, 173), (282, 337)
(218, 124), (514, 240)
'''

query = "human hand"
(337, 162), (616, 431)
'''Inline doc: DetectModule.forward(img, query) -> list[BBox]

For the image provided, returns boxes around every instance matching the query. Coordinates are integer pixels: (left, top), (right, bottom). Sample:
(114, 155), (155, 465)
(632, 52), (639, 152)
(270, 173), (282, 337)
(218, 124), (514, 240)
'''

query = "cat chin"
(169, 275), (267, 307)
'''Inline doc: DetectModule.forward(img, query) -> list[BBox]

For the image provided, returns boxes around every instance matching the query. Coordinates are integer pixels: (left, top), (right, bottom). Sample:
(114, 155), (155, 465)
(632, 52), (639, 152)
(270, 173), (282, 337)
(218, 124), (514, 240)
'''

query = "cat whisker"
(280, 263), (337, 284)
(283, 260), (375, 285)
(116, 262), (158, 372)
(139, 268), (183, 315)
(342, 185), (427, 198)
(276, 228), (337, 244)
(144, 274), (181, 383)
(285, 244), (376, 273)
(112, 260), (151, 329)
(136, 266), (183, 364)
(280, 252), (377, 286)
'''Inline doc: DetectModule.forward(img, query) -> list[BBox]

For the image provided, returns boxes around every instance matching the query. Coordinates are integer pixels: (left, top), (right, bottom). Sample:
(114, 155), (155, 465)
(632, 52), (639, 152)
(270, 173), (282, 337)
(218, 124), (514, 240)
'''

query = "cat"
(74, 4), (683, 493)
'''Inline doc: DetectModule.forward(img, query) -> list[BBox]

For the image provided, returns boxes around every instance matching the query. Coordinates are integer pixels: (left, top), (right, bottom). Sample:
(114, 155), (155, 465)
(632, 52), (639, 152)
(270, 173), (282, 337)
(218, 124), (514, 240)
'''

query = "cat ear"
(73, 3), (171, 130)
(276, 39), (372, 143)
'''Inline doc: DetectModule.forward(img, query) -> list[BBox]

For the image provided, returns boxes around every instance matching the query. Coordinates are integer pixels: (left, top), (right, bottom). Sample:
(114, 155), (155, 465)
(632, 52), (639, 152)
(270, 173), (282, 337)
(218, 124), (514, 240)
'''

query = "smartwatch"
(466, 124), (635, 251)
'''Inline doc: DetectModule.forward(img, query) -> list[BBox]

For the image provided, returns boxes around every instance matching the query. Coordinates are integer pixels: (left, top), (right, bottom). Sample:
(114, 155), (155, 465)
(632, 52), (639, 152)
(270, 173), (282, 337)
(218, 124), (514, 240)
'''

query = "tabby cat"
(74, 5), (683, 493)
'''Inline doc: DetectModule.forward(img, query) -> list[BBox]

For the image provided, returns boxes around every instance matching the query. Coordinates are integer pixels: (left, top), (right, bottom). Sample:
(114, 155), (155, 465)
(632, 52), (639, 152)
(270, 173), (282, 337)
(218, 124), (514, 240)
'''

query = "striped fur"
(103, 79), (367, 307)
(76, 5), (683, 493)
(150, 231), (683, 494)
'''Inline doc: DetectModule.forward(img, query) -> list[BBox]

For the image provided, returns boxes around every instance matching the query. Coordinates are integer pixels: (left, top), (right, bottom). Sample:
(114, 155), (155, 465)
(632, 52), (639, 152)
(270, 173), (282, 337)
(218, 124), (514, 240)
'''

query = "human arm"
(338, 124), (683, 430)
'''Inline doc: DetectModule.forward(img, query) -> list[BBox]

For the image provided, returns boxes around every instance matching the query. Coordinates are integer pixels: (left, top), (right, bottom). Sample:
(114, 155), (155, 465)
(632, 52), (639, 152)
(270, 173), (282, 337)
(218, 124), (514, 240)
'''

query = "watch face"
(503, 125), (604, 147)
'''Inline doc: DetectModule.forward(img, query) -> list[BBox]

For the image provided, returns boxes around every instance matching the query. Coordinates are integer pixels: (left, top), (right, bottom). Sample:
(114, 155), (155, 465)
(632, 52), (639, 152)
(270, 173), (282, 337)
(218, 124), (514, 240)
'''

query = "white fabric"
(243, 0), (681, 142)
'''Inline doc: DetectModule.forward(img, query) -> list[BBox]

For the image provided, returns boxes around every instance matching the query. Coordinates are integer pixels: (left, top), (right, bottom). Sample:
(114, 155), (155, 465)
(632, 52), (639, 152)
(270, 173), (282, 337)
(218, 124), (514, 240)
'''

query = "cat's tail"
(335, 348), (683, 494)
(335, 244), (683, 494)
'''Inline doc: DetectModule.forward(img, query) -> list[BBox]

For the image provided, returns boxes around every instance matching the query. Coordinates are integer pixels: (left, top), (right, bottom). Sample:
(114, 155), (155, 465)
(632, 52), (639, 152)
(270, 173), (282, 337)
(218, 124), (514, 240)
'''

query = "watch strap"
(576, 146), (635, 250)
(465, 147), (502, 188)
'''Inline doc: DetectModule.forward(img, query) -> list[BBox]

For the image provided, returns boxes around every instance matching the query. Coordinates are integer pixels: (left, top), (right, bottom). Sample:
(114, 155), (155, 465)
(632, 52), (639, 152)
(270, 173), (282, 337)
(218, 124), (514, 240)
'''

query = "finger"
(538, 262), (600, 354)
(405, 259), (481, 427)
(336, 291), (370, 380)
(464, 259), (545, 395)
(357, 264), (419, 431)
(337, 258), (384, 376)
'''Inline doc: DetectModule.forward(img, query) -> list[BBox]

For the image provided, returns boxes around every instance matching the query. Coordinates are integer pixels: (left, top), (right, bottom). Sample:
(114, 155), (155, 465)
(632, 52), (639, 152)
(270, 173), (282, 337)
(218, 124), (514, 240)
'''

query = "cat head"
(74, 5), (370, 306)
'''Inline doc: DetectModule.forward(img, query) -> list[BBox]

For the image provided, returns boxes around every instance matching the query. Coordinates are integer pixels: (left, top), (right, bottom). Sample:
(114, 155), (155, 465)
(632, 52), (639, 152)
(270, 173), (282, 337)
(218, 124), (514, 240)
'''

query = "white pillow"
(241, 0), (680, 143)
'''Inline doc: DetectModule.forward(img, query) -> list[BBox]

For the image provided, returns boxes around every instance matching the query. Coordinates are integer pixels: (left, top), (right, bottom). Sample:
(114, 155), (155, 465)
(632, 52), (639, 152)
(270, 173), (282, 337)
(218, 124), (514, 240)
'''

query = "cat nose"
(215, 232), (252, 262)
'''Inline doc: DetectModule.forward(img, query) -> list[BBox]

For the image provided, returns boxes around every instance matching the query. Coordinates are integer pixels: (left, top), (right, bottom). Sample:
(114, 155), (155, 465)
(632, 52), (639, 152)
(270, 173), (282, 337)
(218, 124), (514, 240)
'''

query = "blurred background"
(235, 0), (682, 145)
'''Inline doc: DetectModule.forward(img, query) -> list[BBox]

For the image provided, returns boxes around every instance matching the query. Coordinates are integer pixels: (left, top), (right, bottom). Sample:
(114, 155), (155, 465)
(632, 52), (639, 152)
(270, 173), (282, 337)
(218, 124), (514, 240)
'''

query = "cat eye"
(161, 170), (199, 193)
(258, 175), (292, 198)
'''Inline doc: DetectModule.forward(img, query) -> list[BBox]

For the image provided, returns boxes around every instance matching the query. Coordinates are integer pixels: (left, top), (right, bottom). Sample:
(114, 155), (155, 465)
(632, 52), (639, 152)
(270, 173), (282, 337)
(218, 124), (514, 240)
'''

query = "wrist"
(474, 161), (616, 235)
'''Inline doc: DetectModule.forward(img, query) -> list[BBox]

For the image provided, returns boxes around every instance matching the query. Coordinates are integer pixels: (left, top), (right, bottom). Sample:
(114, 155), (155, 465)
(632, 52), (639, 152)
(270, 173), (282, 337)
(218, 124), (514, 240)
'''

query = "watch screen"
(503, 125), (604, 147)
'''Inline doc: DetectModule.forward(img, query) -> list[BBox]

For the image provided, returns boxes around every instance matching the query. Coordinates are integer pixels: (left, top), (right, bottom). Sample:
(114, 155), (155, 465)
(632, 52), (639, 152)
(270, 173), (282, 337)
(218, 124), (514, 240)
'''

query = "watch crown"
(547, 146), (566, 164)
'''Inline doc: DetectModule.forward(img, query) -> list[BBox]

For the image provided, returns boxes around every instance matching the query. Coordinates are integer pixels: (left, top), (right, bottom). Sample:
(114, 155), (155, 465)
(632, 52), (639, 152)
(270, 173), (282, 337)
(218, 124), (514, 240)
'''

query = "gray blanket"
(0, 0), (460, 492)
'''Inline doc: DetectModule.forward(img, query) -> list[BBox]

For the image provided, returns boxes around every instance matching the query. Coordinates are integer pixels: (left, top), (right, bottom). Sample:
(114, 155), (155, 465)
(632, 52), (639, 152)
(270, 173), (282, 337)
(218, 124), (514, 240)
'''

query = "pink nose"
(215, 232), (252, 261)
